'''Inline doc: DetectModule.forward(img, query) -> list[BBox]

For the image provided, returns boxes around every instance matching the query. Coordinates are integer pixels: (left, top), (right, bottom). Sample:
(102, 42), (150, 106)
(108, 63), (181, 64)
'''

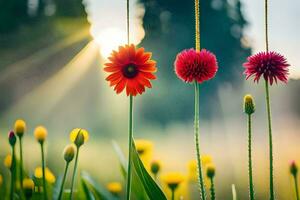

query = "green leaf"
(82, 178), (96, 200)
(131, 140), (167, 200)
(81, 171), (118, 200)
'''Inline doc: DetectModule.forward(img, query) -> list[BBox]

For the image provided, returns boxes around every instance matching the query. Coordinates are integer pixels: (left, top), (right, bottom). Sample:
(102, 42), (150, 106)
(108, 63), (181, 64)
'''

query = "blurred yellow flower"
(0, 174), (3, 186)
(4, 154), (12, 169)
(23, 178), (34, 190)
(187, 155), (213, 182)
(14, 119), (26, 137)
(135, 139), (153, 155)
(106, 182), (122, 195)
(34, 126), (48, 143)
(34, 167), (56, 184)
(70, 128), (89, 147)
(162, 172), (185, 189)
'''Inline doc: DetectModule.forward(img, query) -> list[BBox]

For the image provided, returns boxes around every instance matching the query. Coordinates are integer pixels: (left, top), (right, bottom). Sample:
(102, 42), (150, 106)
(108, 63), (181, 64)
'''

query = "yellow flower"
(135, 139), (153, 155)
(23, 178), (34, 198)
(0, 174), (3, 186)
(4, 154), (12, 169)
(14, 119), (26, 137)
(34, 167), (56, 184)
(187, 155), (212, 181)
(70, 128), (89, 147)
(162, 172), (185, 190)
(34, 126), (48, 143)
(106, 182), (122, 195)
(23, 178), (34, 189)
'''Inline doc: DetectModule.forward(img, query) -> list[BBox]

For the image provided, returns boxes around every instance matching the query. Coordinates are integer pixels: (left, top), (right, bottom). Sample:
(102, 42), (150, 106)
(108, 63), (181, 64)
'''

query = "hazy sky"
(85, 0), (299, 78)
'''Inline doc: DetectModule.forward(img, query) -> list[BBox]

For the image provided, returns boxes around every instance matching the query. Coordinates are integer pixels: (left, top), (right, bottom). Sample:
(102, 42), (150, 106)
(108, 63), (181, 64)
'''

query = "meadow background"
(0, 0), (299, 199)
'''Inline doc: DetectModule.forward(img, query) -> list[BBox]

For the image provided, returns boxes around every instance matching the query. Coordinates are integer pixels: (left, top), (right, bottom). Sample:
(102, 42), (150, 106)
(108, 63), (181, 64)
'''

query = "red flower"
(243, 51), (290, 85)
(174, 49), (218, 83)
(104, 44), (157, 96)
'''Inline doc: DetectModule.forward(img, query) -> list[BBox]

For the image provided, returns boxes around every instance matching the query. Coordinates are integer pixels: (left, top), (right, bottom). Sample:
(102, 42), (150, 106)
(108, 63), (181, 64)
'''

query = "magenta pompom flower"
(174, 49), (218, 83)
(243, 51), (290, 85)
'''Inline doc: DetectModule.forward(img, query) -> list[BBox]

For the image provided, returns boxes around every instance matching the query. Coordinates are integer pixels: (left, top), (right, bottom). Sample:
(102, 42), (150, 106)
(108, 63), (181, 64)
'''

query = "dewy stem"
(194, 82), (206, 200)
(70, 147), (80, 200)
(10, 146), (16, 200)
(58, 162), (70, 200)
(248, 114), (255, 200)
(126, 95), (133, 200)
(19, 136), (24, 190)
(41, 143), (48, 200)
(210, 177), (216, 200)
(265, 80), (274, 200)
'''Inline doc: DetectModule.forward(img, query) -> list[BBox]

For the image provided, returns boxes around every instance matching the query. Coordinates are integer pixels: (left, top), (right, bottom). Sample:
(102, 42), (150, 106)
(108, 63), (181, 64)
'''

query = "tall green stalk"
(126, 95), (133, 200)
(10, 147), (16, 200)
(19, 136), (24, 190)
(70, 147), (80, 200)
(41, 143), (48, 200)
(248, 114), (255, 200)
(265, 80), (274, 200)
(292, 174), (300, 200)
(209, 177), (216, 200)
(194, 82), (206, 200)
(171, 189), (175, 200)
(58, 163), (70, 200)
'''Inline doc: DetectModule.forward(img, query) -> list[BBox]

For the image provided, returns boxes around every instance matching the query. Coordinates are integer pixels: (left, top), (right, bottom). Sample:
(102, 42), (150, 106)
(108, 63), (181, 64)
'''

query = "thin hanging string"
(195, 0), (200, 51)
(265, 0), (269, 52)
(127, 0), (130, 45)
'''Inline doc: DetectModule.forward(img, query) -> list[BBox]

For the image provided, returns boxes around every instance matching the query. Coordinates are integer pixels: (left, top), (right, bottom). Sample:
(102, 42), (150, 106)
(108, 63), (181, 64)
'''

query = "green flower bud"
(290, 160), (298, 176)
(244, 94), (255, 115)
(8, 131), (16, 146)
(64, 144), (75, 163)
(150, 160), (161, 175)
(206, 164), (216, 179)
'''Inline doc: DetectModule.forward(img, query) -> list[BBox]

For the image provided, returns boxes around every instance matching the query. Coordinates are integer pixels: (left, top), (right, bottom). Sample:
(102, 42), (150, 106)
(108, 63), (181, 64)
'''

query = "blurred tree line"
(0, 0), (87, 33)
(138, 0), (251, 124)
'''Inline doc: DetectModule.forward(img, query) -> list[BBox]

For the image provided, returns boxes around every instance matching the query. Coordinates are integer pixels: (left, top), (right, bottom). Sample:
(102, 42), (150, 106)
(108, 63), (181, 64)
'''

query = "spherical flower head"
(4, 154), (12, 169)
(104, 44), (157, 96)
(63, 144), (75, 163)
(162, 172), (185, 191)
(150, 160), (161, 175)
(243, 51), (290, 85)
(70, 128), (89, 147)
(206, 163), (216, 179)
(23, 178), (34, 198)
(34, 126), (47, 143)
(106, 182), (122, 196)
(34, 167), (56, 184)
(14, 119), (26, 137)
(290, 160), (298, 176)
(8, 131), (16, 146)
(174, 49), (218, 83)
(135, 139), (153, 155)
(244, 94), (255, 115)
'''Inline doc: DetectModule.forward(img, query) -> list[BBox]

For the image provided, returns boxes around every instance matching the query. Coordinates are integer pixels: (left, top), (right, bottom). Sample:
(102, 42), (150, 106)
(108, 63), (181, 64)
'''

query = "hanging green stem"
(126, 95), (134, 200)
(70, 147), (80, 200)
(293, 174), (300, 200)
(58, 162), (69, 200)
(265, 80), (274, 200)
(19, 136), (24, 190)
(248, 114), (255, 200)
(209, 177), (216, 200)
(41, 143), (48, 200)
(10, 146), (16, 200)
(194, 82), (206, 200)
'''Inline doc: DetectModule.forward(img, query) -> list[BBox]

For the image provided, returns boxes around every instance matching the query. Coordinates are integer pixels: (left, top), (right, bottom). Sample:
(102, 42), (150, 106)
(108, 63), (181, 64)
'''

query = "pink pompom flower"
(174, 49), (218, 83)
(243, 51), (290, 85)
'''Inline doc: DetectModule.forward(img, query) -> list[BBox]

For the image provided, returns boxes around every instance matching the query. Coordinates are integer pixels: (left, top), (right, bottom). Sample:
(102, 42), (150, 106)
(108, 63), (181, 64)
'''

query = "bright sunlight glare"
(95, 28), (127, 58)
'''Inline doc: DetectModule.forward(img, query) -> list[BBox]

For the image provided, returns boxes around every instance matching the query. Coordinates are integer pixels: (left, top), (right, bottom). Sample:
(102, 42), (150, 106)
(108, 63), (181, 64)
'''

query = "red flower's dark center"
(122, 64), (139, 78)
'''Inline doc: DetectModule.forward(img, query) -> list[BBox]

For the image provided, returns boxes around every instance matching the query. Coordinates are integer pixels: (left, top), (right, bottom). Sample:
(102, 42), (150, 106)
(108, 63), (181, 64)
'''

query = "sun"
(95, 28), (127, 58)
